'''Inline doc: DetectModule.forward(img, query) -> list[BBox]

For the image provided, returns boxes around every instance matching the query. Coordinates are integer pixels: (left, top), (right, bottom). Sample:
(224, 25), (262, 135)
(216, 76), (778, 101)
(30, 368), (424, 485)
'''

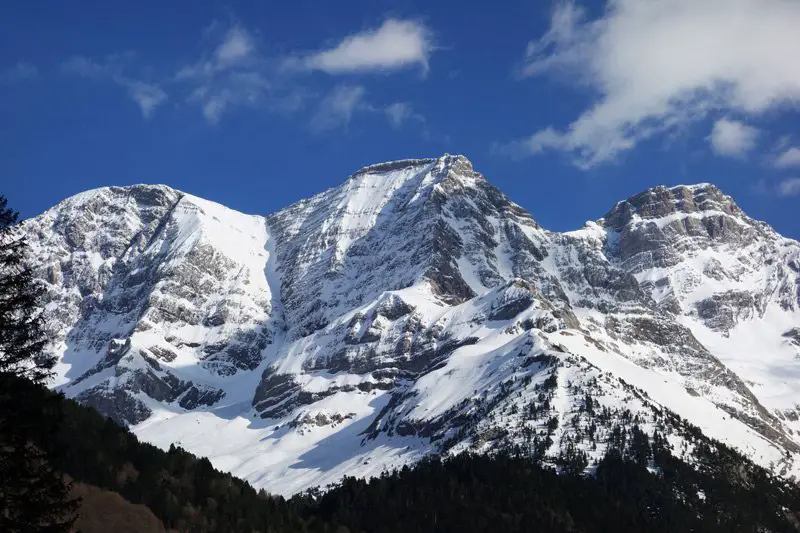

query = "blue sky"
(2, 0), (799, 238)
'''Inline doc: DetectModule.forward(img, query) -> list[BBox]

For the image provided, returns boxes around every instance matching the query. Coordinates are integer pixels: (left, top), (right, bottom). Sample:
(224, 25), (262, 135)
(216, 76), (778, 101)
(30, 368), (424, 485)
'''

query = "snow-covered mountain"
(23, 154), (800, 495)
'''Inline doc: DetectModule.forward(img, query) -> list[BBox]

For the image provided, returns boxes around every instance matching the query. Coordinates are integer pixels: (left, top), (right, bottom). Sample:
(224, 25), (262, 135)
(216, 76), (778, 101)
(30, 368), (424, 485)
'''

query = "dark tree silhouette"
(0, 195), (77, 532)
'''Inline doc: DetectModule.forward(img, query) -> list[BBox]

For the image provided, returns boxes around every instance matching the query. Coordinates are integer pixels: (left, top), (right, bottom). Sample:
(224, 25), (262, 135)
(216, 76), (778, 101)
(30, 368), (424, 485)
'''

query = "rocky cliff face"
(22, 155), (800, 495)
(26, 185), (279, 424)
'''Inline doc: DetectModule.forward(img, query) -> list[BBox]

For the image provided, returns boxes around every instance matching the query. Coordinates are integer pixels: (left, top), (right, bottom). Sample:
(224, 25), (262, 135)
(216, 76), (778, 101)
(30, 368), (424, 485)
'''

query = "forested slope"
(11, 374), (800, 533)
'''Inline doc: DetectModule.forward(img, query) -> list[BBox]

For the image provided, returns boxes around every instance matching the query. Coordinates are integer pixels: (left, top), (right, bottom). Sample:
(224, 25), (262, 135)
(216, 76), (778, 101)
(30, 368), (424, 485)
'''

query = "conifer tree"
(0, 195), (55, 381)
(0, 195), (77, 532)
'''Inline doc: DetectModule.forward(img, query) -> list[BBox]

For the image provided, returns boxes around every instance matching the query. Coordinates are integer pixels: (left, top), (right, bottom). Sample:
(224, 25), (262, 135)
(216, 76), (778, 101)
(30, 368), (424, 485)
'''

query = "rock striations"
(22, 154), (800, 495)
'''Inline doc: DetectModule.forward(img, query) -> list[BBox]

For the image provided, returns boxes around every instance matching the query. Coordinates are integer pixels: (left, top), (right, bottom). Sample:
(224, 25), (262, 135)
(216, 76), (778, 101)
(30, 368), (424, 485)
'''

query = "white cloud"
(174, 24), (285, 123)
(774, 147), (800, 169)
(297, 19), (432, 74)
(185, 70), (272, 124)
(494, 127), (577, 160)
(707, 118), (759, 158)
(61, 56), (104, 77)
(58, 19), (432, 129)
(384, 101), (427, 130)
(215, 26), (254, 65)
(175, 25), (257, 80)
(61, 55), (167, 119)
(504, 0), (800, 168)
(1, 62), (38, 84)
(127, 81), (168, 119)
(311, 85), (366, 132)
(776, 177), (800, 197)
(383, 101), (431, 138)
(385, 102), (412, 128)
(755, 176), (800, 197)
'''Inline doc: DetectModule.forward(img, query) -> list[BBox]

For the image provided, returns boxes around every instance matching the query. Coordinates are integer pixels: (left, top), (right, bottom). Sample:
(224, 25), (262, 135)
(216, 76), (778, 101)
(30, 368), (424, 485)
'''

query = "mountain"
(22, 154), (800, 495)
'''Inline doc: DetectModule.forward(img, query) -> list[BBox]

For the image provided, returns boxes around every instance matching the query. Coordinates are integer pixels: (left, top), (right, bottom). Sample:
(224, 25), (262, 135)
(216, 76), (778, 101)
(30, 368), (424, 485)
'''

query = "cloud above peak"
(127, 81), (167, 119)
(1, 62), (38, 84)
(503, 0), (800, 168)
(295, 19), (433, 74)
(215, 26), (254, 65)
(55, 17), (435, 131)
(174, 24), (273, 123)
(777, 177), (800, 197)
(707, 118), (759, 158)
(774, 146), (800, 169)
(61, 55), (166, 118)
(385, 102), (414, 129)
(311, 85), (366, 133)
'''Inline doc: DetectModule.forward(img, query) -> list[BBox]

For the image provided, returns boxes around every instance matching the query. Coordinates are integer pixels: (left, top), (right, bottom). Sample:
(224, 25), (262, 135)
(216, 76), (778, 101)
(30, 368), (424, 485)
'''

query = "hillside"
(10, 374), (800, 532)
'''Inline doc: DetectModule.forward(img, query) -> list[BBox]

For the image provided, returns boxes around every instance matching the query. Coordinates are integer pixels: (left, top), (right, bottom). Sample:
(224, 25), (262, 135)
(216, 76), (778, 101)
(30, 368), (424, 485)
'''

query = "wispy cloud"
(753, 176), (800, 197)
(61, 55), (105, 77)
(174, 24), (274, 123)
(214, 26), (254, 65)
(291, 19), (433, 74)
(776, 177), (800, 197)
(385, 102), (412, 129)
(310, 85), (366, 133)
(127, 81), (168, 119)
(1, 62), (38, 84)
(61, 55), (166, 118)
(57, 18), (433, 131)
(774, 147), (800, 169)
(501, 0), (800, 168)
(707, 118), (759, 158)
(174, 25), (259, 81)
(385, 101), (425, 129)
(382, 101), (434, 140)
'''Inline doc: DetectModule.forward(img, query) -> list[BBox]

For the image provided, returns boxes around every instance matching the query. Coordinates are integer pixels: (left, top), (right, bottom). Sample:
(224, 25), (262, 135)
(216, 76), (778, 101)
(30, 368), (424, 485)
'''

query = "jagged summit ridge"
(601, 182), (748, 230)
(351, 153), (473, 178)
(21, 155), (800, 496)
(265, 154), (547, 340)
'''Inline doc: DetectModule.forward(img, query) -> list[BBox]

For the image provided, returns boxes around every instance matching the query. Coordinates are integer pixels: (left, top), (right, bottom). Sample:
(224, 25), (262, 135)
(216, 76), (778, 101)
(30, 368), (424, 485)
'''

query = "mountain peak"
(33, 183), (182, 220)
(601, 182), (744, 231)
(352, 157), (438, 177)
(351, 153), (474, 179)
(437, 152), (472, 167)
(68, 183), (181, 201)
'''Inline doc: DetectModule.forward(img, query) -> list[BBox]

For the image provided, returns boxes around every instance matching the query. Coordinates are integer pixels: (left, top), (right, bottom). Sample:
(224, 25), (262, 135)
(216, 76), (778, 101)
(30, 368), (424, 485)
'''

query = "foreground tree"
(0, 195), (77, 532)
(0, 196), (53, 381)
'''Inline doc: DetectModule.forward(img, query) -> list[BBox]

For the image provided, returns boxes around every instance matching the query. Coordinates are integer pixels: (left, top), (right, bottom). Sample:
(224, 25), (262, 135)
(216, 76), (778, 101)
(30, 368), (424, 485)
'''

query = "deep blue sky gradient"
(1, 1), (797, 237)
